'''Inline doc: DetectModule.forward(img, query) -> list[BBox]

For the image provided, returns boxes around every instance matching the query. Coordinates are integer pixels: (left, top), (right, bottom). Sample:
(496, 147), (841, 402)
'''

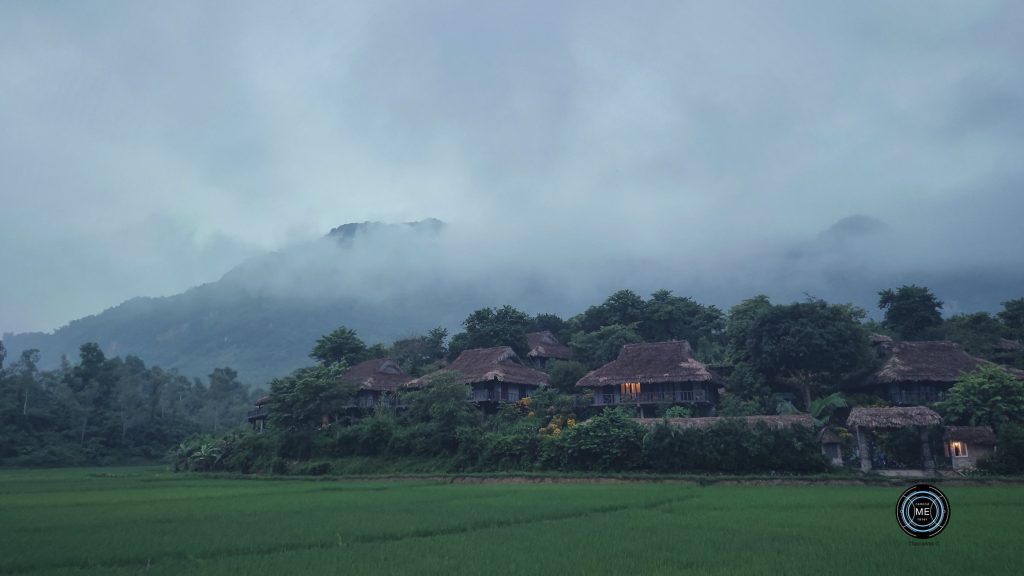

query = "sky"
(2, 0), (1023, 334)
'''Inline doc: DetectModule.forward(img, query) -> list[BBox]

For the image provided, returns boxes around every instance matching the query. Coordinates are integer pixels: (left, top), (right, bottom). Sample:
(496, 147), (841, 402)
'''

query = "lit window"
(951, 441), (968, 458)
(620, 382), (640, 398)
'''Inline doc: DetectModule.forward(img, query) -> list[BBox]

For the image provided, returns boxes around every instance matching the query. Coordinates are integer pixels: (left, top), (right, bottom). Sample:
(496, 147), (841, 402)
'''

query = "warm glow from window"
(620, 382), (640, 396)
(951, 441), (968, 457)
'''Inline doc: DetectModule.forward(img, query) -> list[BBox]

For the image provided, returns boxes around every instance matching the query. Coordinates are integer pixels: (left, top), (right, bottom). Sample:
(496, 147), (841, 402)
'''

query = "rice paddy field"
(1, 468), (1022, 575)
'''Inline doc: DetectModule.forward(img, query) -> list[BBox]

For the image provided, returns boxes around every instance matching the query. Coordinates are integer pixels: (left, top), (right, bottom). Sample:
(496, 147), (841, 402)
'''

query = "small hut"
(526, 331), (572, 368)
(817, 428), (844, 467)
(943, 426), (997, 471)
(576, 341), (720, 417)
(846, 406), (942, 473)
(852, 341), (985, 405)
(247, 395), (271, 432)
(341, 358), (412, 410)
(407, 347), (549, 404)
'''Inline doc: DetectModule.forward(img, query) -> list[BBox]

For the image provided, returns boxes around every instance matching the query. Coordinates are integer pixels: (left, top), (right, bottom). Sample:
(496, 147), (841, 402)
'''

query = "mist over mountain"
(4, 215), (1022, 386)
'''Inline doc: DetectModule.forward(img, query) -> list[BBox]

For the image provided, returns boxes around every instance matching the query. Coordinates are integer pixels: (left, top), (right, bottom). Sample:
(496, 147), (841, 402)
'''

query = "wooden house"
(575, 341), (720, 416)
(851, 341), (986, 405)
(341, 358), (411, 410)
(246, 395), (271, 432)
(526, 331), (572, 368)
(407, 347), (549, 405)
(943, 426), (997, 471)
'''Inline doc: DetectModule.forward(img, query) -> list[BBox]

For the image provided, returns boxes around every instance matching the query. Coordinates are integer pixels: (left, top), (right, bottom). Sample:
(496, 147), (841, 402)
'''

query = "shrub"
(561, 408), (645, 471)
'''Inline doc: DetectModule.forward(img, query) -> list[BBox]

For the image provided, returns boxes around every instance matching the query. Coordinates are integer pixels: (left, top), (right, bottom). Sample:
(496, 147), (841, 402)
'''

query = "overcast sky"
(2, 1), (1023, 334)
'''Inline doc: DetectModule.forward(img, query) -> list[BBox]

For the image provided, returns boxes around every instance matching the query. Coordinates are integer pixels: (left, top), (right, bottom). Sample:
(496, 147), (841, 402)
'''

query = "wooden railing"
(891, 390), (945, 405)
(246, 405), (269, 421)
(593, 389), (708, 406)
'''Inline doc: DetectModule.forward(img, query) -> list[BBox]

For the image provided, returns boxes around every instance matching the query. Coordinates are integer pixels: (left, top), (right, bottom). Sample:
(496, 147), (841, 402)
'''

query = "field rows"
(1, 468), (1022, 575)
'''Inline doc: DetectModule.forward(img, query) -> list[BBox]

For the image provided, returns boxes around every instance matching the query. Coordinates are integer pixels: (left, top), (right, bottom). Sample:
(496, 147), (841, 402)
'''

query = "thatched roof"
(341, 358), (411, 392)
(846, 406), (942, 429)
(253, 395), (272, 406)
(526, 331), (572, 361)
(635, 414), (815, 430)
(864, 341), (985, 386)
(943, 426), (997, 445)
(994, 338), (1024, 352)
(576, 341), (717, 388)
(407, 347), (549, 389)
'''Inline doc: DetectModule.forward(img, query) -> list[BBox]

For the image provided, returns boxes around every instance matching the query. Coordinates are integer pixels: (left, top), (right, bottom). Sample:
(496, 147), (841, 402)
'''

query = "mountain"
(4, 215), (1021, 386)
(1, 219), (484, 385)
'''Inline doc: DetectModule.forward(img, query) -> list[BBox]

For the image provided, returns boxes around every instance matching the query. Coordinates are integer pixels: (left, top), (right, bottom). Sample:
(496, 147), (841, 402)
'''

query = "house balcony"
(593, 389), (709, 406)
(246, 405), (269, 422)
(890, 390), (946, 406)
(471, 390), (525, 403)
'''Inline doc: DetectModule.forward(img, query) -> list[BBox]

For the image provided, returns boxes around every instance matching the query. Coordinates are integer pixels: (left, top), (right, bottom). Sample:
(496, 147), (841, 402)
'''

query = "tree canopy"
(878, 284), (944, 340)
(746, 299), (874, 408)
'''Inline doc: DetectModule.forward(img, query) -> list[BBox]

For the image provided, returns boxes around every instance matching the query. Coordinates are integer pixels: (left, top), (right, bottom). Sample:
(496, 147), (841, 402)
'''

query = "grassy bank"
(1, 467), (1021, 575)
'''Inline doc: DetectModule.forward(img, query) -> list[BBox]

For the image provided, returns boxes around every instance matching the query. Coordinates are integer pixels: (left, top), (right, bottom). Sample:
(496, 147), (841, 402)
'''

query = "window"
(620, 382), (640, 399)
(950, 441), (968, 458)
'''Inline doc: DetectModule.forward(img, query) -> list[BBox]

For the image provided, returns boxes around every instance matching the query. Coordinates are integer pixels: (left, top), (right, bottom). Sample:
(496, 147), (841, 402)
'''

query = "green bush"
(641, 420), (829, 473)
(980, 425), (1024, 474)
(561, 408), (645, 471)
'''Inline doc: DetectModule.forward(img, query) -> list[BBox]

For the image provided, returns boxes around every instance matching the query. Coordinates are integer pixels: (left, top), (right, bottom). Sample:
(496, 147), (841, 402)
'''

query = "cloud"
(2, 0), (1023, 334)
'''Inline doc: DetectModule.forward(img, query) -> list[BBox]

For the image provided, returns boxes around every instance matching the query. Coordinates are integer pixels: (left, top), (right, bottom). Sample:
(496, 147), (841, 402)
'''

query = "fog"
(3, 1), (1023, 335)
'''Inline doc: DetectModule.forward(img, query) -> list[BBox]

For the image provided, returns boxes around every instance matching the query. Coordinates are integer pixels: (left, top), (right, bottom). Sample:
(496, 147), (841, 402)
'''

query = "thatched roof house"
(635, 414), (815, 430)
(846, 406), (942, 429)
(576, 341), (717, 387)
(576, 341), (720, 416)
(408, 347), (548, 404)
(943, 426), (996, 445)
(341, 358), (411, 392)
(854, 341), (987, 405)
(526, 331), (572, 366)
(943, 426), (997, 471)
(870, 341), (984, 384)
(340, 358), (411, 410)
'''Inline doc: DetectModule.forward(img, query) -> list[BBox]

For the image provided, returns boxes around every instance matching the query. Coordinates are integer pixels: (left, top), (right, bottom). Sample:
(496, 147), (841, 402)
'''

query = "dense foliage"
(0, 344), (257, 466)
(9, 283), (1024, 474)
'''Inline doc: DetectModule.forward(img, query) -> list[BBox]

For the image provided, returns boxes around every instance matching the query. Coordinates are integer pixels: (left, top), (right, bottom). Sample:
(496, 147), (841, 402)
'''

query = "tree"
(391, 327), (448, 376)
(399, 372), (479, 454)
(878, 285), (943, 340)
(458, 305), (531, 357)
(0, 339), (6, 370)
(529, 313), (567, 340)
(723, 295), (773, 363)
(269, 364), (357, 431)
(547, 360), (589, 393)
(569, 324), (642, 368)
(578, 289), (645, 332)
(310, 326), (368, 366)
(943, 312), (1006, 358)
(998, 298), (1024, 342)
(747, 300), (875, 408)
(638, 290), (724, 349)
(934, 364), (1024, 431)
(205, 367), (248, 434)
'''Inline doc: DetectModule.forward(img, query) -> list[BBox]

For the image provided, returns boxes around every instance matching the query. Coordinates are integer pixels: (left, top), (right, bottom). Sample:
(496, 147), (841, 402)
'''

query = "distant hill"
(1, 219), (483, 385)
(5, 215), (1022, 386)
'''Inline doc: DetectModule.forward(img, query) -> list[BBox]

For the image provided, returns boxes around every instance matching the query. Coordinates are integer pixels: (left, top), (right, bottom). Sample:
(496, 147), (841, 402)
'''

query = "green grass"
(1, 467), (1021, 575)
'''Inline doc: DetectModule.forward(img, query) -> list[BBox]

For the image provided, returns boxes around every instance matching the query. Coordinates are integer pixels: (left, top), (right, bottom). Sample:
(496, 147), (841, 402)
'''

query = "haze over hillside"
(3, 3), (1023, 385)
(4, 215), (1022, 385)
